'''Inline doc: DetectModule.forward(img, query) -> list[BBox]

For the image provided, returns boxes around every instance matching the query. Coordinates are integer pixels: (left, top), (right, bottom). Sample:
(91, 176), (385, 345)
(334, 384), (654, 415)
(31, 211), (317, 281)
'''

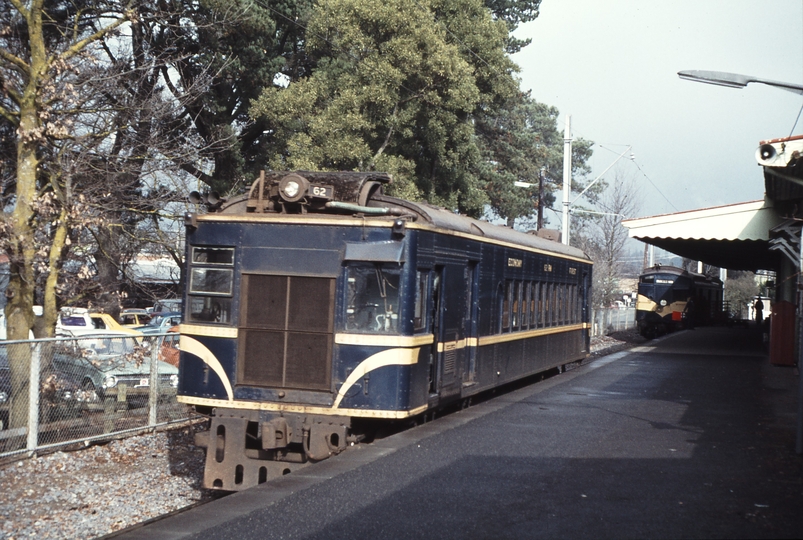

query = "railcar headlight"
(660, 300), (667, 306)
(283, 181), (300, 198)
(278, 174), (309, 203)
(0, 390), (8, 404)
(103, 376), (118, 389)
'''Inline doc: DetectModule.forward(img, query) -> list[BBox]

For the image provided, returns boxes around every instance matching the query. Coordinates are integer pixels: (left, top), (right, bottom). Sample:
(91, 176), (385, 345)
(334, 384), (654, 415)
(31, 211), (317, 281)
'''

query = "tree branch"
(0, 48), (30, 76)
(0, 104), (19, 125)
(56, 10), (132, 65)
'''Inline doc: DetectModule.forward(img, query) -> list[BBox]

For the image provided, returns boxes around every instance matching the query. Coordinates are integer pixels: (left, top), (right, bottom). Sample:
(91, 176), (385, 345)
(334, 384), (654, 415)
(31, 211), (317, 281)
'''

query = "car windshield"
(146, 314), (175, 327)
(80, 338), (150, 370)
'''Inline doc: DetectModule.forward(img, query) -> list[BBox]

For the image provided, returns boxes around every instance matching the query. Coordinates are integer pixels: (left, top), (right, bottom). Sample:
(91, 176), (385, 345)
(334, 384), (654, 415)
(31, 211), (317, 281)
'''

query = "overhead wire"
(787, 100), (803, 139)
(585, 138), (679, 213)
(629, 159), (678, 212)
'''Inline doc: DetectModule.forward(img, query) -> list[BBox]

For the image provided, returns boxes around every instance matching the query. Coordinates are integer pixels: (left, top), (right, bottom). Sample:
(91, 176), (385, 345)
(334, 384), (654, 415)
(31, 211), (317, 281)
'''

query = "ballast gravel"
(0, 332), (636, 540)
(0, 421), (218, 540)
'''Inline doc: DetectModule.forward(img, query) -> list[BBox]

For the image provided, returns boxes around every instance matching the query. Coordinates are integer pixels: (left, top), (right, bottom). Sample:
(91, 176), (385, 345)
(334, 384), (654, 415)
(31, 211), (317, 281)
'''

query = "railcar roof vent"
(246, 170), (392, 214)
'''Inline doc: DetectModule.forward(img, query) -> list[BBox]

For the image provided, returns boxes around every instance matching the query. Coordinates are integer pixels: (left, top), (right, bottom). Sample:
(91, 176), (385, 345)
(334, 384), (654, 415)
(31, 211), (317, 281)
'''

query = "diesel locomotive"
(636, 265), (723, 337)
(177, 171), (593, 491)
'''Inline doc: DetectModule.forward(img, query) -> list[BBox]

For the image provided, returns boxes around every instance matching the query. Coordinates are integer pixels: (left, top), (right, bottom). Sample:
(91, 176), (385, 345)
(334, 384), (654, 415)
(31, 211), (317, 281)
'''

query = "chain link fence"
(0, 333), (194, 460)
(590, 307), (636, 336)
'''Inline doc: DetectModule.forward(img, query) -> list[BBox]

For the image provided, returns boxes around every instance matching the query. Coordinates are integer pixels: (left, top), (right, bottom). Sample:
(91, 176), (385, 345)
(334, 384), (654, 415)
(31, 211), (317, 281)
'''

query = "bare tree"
(575, 167), (641, 307)
(724, 271), (759, 319)
(0, 1), (234, 429)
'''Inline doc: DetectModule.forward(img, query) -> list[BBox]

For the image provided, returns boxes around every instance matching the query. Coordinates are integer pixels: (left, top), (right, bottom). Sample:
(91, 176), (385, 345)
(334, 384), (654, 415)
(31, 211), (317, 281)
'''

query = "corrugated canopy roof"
(621, 199), (784, 271)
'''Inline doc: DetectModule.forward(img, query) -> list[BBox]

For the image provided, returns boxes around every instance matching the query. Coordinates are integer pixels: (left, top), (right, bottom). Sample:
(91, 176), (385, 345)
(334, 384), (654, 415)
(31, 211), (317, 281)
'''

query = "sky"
(512, 0), (803, 221)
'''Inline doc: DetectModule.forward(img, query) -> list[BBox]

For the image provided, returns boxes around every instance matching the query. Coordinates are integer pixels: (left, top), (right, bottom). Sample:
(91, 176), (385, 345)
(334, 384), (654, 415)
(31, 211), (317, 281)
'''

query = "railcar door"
(429, 263), (475, 400)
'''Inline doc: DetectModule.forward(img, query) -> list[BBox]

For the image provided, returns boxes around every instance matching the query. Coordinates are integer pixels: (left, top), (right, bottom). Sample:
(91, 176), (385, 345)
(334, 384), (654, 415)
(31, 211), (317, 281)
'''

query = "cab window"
(345, 263), (402, 334)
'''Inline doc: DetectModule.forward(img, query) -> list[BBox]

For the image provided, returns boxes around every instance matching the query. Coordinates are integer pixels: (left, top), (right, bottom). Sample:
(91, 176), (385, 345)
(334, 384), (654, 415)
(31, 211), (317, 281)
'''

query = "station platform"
(121, 326), (803, 539)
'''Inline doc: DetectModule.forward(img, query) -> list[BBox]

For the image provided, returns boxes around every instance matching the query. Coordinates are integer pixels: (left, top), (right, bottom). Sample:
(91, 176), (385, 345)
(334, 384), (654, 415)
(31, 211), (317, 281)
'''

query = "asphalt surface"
(119, 326), (803, 539)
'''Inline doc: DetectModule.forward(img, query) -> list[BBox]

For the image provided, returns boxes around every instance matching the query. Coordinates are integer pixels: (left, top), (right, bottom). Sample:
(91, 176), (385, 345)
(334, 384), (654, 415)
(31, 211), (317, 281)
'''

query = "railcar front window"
(346, 264), (402, 334)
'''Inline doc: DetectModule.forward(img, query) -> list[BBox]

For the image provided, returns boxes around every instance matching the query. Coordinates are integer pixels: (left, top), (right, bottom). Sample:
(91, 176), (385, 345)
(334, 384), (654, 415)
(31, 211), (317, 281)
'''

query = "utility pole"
(537, 167), (545, 230)
(561, 115), (572, 245)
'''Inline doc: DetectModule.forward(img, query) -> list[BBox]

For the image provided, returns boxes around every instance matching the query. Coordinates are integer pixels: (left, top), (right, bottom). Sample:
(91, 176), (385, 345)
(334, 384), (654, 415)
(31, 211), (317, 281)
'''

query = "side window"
(502, 281), (511, 333)
(512, 281), (521, 331)
(414, 270), (429, 333)
(91, 317), (107, 330)
(556, 285), (562, 325)
(548, 283), (555, 327)
(523, 282), (531, 329)
(188, 246), (234, 324)
(536, 283), (543, 328)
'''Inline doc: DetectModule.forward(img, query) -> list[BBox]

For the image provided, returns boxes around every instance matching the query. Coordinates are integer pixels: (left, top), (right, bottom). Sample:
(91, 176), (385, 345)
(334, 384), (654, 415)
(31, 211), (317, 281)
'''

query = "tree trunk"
(42, 209), (70, 337)
(4, 2), (46, 429)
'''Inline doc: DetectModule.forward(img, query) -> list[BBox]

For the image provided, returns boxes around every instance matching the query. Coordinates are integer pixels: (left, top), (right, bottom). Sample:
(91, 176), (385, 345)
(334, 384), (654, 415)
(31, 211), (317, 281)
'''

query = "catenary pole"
(562, 115), (572, 245)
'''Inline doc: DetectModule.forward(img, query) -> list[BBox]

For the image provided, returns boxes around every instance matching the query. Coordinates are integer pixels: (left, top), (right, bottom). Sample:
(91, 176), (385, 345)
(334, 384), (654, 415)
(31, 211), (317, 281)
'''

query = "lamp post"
(679, 68), (803, 455)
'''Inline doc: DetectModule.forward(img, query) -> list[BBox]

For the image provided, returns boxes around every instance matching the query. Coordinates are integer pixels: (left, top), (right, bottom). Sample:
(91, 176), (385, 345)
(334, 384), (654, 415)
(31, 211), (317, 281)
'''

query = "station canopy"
(622, 134), (803, 272)
(621, 199), (784, 272)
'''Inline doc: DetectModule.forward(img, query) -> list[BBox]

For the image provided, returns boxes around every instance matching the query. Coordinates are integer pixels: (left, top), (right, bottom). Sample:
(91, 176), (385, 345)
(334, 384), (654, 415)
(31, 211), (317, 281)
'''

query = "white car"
(56, 308), (142, 338)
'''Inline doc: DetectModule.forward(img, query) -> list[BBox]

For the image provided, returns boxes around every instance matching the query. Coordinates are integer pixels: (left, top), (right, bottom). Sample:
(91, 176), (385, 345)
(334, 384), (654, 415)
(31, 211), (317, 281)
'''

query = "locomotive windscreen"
(238, 274), (334, 391)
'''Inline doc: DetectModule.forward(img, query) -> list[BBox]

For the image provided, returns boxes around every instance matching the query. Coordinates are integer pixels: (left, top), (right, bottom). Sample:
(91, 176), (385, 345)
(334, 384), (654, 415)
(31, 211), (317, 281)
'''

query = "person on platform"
(684, 297), (695, 330)
(754, 298), (764, 325)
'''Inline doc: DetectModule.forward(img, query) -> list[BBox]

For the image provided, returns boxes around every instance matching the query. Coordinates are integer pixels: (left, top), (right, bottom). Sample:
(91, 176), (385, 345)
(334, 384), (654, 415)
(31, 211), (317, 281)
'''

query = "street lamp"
(678, 70), (803, 95)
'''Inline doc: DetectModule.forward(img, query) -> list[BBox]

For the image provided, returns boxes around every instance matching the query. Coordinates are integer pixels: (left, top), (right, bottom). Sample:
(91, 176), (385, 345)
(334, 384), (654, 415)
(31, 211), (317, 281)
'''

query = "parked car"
(151, 299), (182, 315)
(50, 336), (179, 409)
(56, 308), (142, 338)
(135, 312), (182, 336)
(0, 345), (94, 430)
(119, 309), (152, 328)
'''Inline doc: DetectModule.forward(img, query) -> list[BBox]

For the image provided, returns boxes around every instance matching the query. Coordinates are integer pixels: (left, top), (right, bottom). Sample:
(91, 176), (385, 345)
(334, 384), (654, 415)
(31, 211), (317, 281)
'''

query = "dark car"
(0, 345), (92, 430)
(50, 336), (179, 409)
